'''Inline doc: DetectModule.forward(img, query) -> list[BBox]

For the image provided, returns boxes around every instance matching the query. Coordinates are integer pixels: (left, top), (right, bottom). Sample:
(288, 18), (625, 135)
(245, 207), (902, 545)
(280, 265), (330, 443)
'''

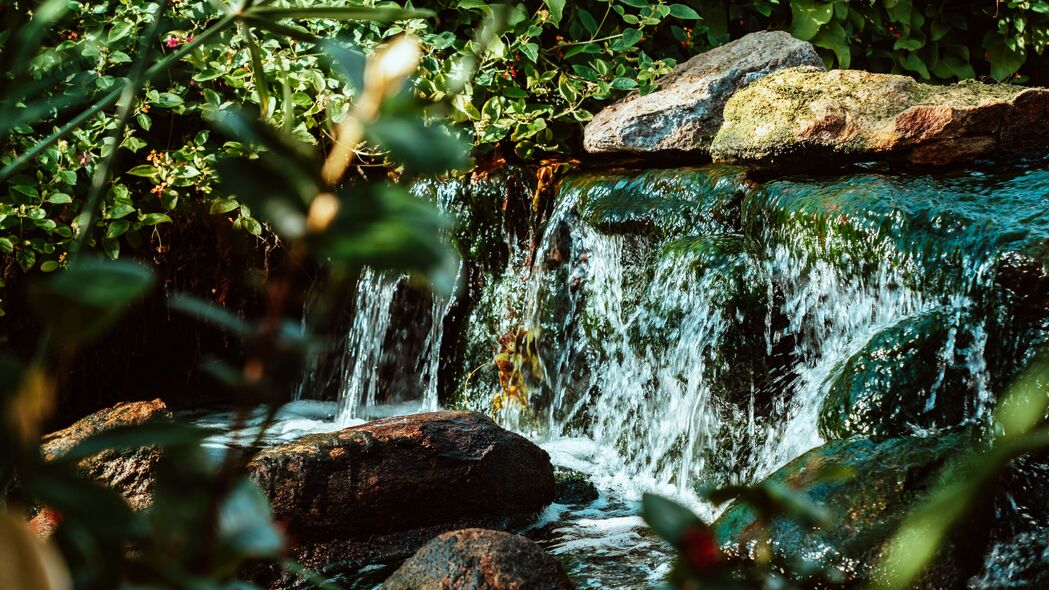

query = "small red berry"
(679, 526), (720, 572)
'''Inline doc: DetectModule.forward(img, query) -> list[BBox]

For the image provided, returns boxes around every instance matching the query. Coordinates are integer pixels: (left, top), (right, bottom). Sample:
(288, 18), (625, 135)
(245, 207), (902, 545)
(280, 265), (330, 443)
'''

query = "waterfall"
(336, 267), (401, 423)
(314, 162), (1045, 511)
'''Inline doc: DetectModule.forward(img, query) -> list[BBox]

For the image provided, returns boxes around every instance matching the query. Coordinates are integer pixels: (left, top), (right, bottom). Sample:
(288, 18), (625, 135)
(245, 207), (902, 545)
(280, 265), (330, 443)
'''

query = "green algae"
(572, 165), (750, 238)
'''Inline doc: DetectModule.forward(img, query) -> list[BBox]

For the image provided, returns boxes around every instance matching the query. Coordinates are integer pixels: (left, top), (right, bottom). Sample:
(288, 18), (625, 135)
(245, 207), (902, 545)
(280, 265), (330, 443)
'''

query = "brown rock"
(380, 528), (574, 590)
(41, 399), (170, 511)
(710, 67), (1049, 169)
(246, 411), (556, 588)
(583, 31), (824, 154)
(249, 411), (554, 542)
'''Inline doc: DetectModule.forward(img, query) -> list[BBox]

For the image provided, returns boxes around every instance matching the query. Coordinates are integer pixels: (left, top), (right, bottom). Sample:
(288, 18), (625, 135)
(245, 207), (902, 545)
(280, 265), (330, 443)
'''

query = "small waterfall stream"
(281, 160), (1049, 588)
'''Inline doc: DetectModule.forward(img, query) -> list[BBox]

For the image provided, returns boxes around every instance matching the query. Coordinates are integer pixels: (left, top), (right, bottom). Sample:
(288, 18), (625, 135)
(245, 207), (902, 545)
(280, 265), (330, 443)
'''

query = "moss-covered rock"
(574, 166), (749, 238)
(713, 434), (984, 588)
(711, 68), (1049, 168)
(818, 308), (973, 440)
(553, 468), (599, 506)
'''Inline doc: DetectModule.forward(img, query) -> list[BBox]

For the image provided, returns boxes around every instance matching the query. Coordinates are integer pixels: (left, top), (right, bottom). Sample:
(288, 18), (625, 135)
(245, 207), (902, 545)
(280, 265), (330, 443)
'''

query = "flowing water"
(204, 160), (1049, 588)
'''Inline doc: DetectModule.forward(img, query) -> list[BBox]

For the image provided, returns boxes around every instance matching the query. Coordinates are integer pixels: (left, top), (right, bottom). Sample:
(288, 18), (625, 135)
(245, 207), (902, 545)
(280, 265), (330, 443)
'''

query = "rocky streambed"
(35, 30), (1049, 590)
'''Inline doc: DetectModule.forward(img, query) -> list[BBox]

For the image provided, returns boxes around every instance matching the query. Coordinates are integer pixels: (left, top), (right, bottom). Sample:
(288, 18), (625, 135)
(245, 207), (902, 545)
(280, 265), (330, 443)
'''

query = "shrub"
(2, 0), (1047, 294)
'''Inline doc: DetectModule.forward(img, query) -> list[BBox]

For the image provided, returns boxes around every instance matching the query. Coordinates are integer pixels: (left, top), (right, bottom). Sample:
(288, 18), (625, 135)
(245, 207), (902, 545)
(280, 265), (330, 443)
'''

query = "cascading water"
(336, 267), (401, 422)
(283, 159), (1049, 588)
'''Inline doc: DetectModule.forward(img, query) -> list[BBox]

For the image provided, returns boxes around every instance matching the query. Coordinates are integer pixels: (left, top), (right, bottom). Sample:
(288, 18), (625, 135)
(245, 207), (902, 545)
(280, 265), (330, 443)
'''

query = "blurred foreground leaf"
(28, 258), (155, 346)
(0, 512), (72, 590)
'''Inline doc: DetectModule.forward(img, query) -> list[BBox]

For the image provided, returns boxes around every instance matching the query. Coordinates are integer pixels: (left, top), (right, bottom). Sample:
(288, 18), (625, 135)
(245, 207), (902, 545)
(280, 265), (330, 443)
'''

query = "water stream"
(204, 159), (1049, 588)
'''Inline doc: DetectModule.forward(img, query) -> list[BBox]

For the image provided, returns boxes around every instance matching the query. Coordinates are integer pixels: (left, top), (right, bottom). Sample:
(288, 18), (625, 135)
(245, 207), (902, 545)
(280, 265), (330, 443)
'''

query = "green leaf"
(60, 422), (211, 462)
(126, 164), (157, 178)
(0, 238), (13, 254)
(321, 40), (366, 95)
(544, 0), (566, 25)
(789, 0), (834, 41)
(983, 32), (1025, 80)
(641, 493), (705, 546)
(47, 193), (72, 204)
(241, 216), (263, 236)
(812, 20), (851, 68)
(578, 9), (598, 35)
(106, 219), (131, 239)
(669, 4), (701, 19)
(218, 479), (285, 559)
(140, 213), (172, 225)
(153, 93), (184, 109)
(108, 204), (136, 219)
(899, 51), (930, 79)
(15, 248), (35, 271)
(28, 257), (155, 344)
(40, 260), (60, 272)
(169, 293), (252, 336)
(210, 198), (241, 215)
(520, 42), (539, 63)
(558, 75), (579, 102)
(108, 20), (134, 43)
(103, 237), (120, 260)
(215, 157), (308, 240)
(611, 29), (644, 51)
(318, 184), (452, 289)
(244, 6), (433, 21)
(366, 118), (470, 174)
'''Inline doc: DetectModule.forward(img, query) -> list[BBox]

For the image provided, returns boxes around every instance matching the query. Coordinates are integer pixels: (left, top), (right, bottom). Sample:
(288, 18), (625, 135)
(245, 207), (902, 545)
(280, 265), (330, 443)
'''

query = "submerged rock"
(713, 434), (985, 587)
(41, 399), (170, 511)
(583, 31), (823, 154)
(381, 528), (574, 590)
(553, 468), (598, 506)
(711, 68), (1049, 168)
(248, 411), (555, 584)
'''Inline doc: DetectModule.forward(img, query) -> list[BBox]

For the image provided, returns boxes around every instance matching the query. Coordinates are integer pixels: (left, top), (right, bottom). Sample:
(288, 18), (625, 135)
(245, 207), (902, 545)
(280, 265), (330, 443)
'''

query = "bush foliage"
(1, 0), (1047, 286)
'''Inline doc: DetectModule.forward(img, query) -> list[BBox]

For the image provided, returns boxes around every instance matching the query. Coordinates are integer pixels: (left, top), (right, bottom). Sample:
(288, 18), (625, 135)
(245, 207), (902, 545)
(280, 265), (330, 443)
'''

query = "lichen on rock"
(711, 67), (1049, 168)
(583, 31), (824, 155)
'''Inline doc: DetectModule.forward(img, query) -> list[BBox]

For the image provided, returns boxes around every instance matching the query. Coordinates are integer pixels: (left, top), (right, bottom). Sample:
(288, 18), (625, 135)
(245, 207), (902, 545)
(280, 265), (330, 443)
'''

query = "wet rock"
(380, 528), (574, 590)
(818, 308), (972, 440)
(711, 68), (1049, 168)
(554, 468), (598, 506)
(41, 399), (170, 511)
(583, 31), (823, 155)
(574, 166), (749, 237)
(249, 409), (554, 541)
(713, 434), (986, 588)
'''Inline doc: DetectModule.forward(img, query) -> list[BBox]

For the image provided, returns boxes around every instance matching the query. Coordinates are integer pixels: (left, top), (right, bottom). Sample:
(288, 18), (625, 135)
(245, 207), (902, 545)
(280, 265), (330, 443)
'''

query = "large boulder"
(583, 31), (824, 154)
(711, 67), (1049, 168)
(40, 399), (170, 511)
(713, 435), (987, 588)
(247, 411), (555, 585)
(381, 528), (574, 590)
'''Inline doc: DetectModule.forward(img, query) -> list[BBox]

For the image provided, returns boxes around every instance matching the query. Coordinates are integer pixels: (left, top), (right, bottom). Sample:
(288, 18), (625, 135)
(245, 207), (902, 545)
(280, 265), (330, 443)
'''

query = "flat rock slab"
(381, 528), (574, 590)
(248, 410), (555, 543)
(583, 31), (824, 154)
(711, 67), (1049, 168)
